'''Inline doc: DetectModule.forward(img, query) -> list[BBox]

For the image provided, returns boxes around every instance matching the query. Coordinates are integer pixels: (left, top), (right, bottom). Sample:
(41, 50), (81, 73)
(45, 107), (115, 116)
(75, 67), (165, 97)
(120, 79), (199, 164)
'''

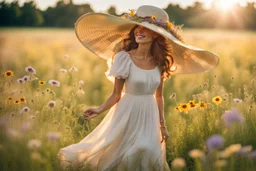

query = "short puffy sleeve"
(105, 51), (132, 83)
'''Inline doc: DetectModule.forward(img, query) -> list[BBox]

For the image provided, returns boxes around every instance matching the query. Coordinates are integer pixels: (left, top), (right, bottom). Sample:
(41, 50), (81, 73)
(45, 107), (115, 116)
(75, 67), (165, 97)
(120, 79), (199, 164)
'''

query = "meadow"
(0, 27), (256, 171)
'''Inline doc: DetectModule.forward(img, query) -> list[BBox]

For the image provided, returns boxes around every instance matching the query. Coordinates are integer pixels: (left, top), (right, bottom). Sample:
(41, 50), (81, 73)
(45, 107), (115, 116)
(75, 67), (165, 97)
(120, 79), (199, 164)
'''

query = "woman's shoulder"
(114, 50), (131, 61)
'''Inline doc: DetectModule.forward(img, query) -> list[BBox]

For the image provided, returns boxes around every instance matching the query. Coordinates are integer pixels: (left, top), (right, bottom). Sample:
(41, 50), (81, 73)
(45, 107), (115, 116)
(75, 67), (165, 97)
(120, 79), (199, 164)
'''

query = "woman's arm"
(83, 77), (125, 119)
(155, 76), (166, 126)
(155, 76), (169, 143)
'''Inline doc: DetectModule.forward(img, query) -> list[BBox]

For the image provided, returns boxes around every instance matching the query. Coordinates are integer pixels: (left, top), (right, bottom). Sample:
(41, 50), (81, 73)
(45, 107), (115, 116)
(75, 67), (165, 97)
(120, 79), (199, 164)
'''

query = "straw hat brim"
(74, 13), (219, 74)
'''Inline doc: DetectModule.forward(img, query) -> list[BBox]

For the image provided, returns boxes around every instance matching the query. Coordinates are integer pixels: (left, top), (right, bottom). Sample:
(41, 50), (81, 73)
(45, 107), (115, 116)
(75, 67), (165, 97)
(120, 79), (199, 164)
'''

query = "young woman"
(58, 5), (219, 171)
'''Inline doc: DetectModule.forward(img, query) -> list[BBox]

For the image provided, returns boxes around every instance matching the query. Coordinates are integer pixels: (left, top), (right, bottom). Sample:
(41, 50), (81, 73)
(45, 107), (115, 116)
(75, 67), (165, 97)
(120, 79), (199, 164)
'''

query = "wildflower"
(121, 15), (127, 19)
(10, 112), (15, 117)
(129, 9), (135, 17)
(6, 96), (12, 101)
(38, 80), (45, 85)
(22, 75), (30, 82)
(6, 128), (21, 139)
(20, 106), (31, 114)
(249, 151), (256, 160)
(60, 69), (68, 73)
(21, 122), (31, 132)
(68, 66), (78, 72)
(151, 15), (156, 20)
(174, 106), (182, 112)
(222, 108), (244, 127)
(17, 78), (24, 84)
(78, 87), (85, 94)
(189, 100), (197, 109)
(27, 139), (41, 149)
(179, 103), (190, 114)
(206, 135), (224, 151)
(25, 66), (36, 74)
(169, 93), (176, 99)
(189, 149), (205, 158)
(47, 132), (61, 142)
(167, 22), (173, 29)
(31, 152), (45, 163)
(48, 100), (56, 108)
(79, 80), (84, 85)
(4, 70), (14, 77)
(19, 97), (26, 103)
(45, 88), (51, 92)
(171, 157), (186, 169)
(29, 115), (35, 120)
(14, 100), (21, 104)
(212, 96), (222, 105)
(215, 160), (227, 167)
(233, 98), (242, 103)
(219, 144), (241, 158)
(48, 80), (60, 87)
(197, 102), (207, 111)
(237, 145), (252, 156)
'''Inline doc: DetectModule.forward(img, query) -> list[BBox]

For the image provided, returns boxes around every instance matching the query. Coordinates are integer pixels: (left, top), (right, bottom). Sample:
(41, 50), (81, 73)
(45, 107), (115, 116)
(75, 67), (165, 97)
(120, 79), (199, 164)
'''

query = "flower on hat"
(129, 9), (135, 17)
(167, 22), (173, 29)
(151, 15), (156, 20)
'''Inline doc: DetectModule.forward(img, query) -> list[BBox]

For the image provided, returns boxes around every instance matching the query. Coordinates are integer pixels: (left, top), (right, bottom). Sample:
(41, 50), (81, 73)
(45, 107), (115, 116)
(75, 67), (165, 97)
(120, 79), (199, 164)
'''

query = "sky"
(1, 0), (256, 13)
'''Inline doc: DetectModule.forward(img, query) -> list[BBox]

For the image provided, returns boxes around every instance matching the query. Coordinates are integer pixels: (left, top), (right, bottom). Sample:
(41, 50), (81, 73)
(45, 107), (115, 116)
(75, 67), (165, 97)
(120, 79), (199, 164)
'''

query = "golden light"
(215, 0), (236, 12)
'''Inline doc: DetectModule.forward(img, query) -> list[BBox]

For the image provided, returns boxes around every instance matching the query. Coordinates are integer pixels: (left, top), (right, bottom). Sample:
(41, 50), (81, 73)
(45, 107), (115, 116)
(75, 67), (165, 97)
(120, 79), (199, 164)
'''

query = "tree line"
(1, 0), (256, 29)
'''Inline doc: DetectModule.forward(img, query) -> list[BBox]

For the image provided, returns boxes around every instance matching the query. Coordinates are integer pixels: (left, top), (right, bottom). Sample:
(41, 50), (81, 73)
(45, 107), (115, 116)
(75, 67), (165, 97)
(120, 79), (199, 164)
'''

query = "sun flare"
(214, 0), (240, 12)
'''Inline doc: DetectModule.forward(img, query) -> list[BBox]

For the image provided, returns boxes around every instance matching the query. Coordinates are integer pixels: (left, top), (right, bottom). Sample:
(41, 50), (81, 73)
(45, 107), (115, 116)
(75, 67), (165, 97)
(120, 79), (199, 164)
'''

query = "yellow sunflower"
(19, 97), (26, 103)
(179, 103), (190, 114)
(6, 96), (12, 101)
(38, 80), (45, 85)
(198, 102), (208, 110)
(212, 96), (222, 105)
(14, 99), (21, 104)
(4, 70), (14, 77)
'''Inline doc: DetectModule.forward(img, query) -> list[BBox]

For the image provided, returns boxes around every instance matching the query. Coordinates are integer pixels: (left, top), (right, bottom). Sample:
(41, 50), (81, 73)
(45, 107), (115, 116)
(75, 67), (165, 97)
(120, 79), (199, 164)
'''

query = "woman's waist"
(123, 92), (155, 97)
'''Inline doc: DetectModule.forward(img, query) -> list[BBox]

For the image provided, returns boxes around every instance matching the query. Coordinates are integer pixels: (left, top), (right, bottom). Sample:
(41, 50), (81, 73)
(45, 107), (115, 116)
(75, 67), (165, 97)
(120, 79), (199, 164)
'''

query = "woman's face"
(134, 26), (157, 44)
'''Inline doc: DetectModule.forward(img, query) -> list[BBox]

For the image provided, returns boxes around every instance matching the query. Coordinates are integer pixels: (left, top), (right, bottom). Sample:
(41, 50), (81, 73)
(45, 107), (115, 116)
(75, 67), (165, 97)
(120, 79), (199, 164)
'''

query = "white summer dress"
(57, 50), (171, 171)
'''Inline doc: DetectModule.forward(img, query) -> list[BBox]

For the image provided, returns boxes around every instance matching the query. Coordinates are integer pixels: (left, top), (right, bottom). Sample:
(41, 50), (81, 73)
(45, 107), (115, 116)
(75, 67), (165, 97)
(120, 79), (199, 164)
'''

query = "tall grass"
(0, 28), (255, 171)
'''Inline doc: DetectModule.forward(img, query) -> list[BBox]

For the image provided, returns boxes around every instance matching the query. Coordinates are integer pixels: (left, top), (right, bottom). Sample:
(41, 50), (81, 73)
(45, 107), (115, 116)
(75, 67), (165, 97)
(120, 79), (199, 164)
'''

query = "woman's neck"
(134, 42), (152, 60)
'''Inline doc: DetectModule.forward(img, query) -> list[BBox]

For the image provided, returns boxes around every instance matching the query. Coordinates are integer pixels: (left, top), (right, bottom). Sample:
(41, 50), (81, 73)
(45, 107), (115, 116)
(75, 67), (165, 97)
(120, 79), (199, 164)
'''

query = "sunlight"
(215, 0), (237, 12)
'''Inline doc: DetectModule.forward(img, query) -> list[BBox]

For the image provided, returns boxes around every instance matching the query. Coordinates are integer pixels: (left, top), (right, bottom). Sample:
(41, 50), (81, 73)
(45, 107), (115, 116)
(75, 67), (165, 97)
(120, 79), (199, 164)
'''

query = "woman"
(58, 5), (219, 171)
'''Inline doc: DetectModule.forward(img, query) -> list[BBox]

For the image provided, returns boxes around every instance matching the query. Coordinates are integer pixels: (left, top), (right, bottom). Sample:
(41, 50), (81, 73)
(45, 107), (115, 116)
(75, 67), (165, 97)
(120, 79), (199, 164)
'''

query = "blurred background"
(0, 0), (256, 171)
(0, 0), (256, 29)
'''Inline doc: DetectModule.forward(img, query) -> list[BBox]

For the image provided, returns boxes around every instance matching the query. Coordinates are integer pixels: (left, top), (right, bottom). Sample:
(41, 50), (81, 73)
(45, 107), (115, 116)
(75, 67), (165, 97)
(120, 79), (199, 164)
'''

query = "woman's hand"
(160, 126), (169, 143)
(83, 107), (101, 120)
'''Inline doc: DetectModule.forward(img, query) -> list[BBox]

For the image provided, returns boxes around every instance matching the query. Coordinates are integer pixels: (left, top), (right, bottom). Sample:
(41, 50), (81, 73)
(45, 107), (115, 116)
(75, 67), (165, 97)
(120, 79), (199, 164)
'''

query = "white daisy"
(69, 66), (78, 72)
(25, 66), (36, 74)
(27, 139), (41, 149)
(48, 100), (56, 108)
(20, 106), (31, 114)
(48, 80), (60, 87)
(22, 75), (30, 82)
(60, 69), (68, 73)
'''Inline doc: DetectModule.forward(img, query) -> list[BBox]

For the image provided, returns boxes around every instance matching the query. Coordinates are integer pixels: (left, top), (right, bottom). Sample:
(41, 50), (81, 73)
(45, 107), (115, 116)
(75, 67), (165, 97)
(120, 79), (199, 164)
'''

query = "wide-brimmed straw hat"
(74, 5), (219, 74)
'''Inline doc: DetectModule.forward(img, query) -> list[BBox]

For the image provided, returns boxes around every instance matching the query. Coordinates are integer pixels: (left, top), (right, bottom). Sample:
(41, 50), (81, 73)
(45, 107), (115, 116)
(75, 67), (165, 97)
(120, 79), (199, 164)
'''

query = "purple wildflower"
(222, 108), (244, 127)
(249, 150), (256, 160)
(206, 135), (224, 151)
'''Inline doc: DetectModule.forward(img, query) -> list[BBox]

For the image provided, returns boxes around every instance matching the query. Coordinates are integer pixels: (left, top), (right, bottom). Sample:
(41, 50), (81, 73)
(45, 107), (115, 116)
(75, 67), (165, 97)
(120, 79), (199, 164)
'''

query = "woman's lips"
(136, 34), (145, 38)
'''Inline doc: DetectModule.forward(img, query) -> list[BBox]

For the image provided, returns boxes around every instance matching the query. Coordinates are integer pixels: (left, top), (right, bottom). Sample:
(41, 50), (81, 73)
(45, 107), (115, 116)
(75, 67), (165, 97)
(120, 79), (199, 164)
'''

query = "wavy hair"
(119, 25), (179, 80)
